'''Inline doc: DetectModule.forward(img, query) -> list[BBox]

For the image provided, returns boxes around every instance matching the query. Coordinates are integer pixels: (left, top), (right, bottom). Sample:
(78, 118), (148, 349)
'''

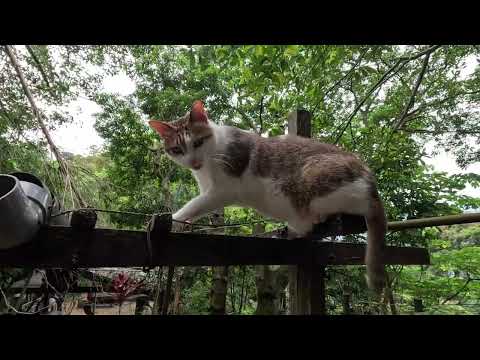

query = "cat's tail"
(365, 188), (387, 293)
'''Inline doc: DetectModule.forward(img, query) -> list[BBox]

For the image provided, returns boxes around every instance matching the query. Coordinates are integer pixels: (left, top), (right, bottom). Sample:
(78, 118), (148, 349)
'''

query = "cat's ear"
(189, 100), (208, 124)
(148, 120), (176, 139)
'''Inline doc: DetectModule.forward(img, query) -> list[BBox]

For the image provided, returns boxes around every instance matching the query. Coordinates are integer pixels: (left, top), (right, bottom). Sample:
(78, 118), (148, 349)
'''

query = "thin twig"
(0, 284), (49, 315)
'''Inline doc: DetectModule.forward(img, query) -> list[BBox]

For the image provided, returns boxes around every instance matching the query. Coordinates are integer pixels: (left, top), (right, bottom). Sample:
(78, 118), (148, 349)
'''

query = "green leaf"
(284, 45), (300, 57)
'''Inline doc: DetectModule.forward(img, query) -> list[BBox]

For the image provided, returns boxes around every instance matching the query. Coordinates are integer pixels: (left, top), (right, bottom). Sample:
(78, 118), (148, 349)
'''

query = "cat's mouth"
(191, 160), (203, 170)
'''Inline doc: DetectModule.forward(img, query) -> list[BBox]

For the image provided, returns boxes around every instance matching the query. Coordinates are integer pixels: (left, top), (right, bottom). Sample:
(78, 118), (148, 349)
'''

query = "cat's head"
(149, 100), (215, 171)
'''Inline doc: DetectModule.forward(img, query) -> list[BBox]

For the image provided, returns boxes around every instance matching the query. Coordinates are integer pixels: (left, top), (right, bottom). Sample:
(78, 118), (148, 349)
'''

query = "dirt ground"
(63, 297), (139, 315)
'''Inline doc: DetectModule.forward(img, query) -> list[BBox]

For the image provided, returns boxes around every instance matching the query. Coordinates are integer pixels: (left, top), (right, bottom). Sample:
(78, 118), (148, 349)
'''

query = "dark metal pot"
(0, 174), (42, 249)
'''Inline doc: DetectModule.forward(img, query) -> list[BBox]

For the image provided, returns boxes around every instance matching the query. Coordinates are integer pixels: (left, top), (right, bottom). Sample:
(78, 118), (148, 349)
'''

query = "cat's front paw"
(172, 218), (192, 232)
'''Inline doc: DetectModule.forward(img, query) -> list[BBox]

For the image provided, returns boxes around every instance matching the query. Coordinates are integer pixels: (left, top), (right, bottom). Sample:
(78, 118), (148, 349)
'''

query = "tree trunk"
(384, 272), (397, 315)
(255, 265), (278, 315)
(209, 209), (228, 315)
(238, 266), (247, 314)
(172, 267), (190, 315)
(152, 267), (164, 315)
(4, 45), (86, 208)
(342, 292), (353, 315)
(210, 266), (228, 315)
(161, 266), (175, 315)
(229, 275), (236, 313)
(385, 287), (397, 315)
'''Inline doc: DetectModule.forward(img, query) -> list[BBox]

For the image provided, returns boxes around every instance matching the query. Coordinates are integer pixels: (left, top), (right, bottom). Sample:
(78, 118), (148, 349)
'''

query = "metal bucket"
(10, 172), (53, 225)
(8, 172), (70, 226)
(0, 174), (42, 249)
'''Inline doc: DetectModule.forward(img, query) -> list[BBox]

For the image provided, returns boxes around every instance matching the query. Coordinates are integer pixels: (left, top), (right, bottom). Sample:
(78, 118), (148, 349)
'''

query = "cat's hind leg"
(285, 217), (314, 239)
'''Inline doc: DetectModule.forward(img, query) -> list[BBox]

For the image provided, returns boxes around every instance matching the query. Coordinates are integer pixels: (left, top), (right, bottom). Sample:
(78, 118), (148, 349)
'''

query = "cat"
(149, 100), (387, 292)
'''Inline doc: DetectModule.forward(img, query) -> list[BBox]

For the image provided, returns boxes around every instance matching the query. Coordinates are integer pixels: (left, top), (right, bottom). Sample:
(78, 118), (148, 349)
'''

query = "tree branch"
(398, 45), (442, 61)
(393, 49), (432, 131)
(333, 45), (442, 144)
(232, 105), (258, 133)
(399, 128), (480, 135)
(333, 59), (407, 144)
(26, 45), (51, 88)
(312, 48), (368, 114)
(396, 88), (480, 130)
(441, 276), (472, 305)
(259, 95), (265, 134)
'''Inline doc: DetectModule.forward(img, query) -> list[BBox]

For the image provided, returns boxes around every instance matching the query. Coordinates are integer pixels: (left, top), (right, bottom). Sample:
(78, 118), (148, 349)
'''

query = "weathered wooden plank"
(313, 242), (430, 266)
(0, 226), (430, 267)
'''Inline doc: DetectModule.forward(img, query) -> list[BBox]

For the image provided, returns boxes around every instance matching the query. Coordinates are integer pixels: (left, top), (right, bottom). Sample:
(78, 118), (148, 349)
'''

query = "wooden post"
(135, 296), (149, 315)
(254, 223), (280, 315)
(288, 110), (312, 138)
(413, 298), (424, 313)
(287, 110), (326, 315)
(209, 209), (228, 315)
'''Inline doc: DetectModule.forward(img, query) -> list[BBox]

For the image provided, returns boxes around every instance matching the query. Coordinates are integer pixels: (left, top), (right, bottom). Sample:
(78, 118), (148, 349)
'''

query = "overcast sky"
(46, 56), (480, 198)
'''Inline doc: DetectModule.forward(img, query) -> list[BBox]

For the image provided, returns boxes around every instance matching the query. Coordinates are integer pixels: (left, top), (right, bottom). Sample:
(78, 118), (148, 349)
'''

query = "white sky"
(49, 73), (135, 154)
(46, 53), (480, 198)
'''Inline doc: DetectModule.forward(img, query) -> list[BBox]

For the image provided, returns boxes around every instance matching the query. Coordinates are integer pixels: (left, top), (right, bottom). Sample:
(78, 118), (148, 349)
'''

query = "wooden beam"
(0, 225), (429, 268)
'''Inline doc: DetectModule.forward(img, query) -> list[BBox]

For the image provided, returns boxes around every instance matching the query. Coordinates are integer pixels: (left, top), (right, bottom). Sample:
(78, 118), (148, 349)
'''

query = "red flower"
(111, 272), (145, 303)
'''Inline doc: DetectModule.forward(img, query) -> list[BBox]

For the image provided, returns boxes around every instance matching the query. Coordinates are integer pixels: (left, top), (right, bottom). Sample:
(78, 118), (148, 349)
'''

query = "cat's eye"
(169, 147), (183, 155)
(193, 138), (204, 148)
(193, 135), (211, 149)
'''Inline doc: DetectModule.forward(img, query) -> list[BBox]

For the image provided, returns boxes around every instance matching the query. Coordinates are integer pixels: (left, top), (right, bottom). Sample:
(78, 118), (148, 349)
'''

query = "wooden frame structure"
(0, 208), (433, 315)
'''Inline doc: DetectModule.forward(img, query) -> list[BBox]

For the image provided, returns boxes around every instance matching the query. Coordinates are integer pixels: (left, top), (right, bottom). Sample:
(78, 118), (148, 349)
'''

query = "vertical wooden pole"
(209, 209), (228, 315)
(287, 110), (326, 315)
(254, 223), (279, 315)
(135, 296), (148, 315)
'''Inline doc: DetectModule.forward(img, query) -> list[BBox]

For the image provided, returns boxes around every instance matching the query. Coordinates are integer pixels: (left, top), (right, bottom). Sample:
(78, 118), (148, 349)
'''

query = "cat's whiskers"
(212, 158), (234, 170)
(211, 154), (234, 170)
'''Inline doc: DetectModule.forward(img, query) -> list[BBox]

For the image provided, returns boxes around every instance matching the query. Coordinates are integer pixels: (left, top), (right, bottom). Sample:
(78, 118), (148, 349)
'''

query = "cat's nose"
(191, 160), (202, 170)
